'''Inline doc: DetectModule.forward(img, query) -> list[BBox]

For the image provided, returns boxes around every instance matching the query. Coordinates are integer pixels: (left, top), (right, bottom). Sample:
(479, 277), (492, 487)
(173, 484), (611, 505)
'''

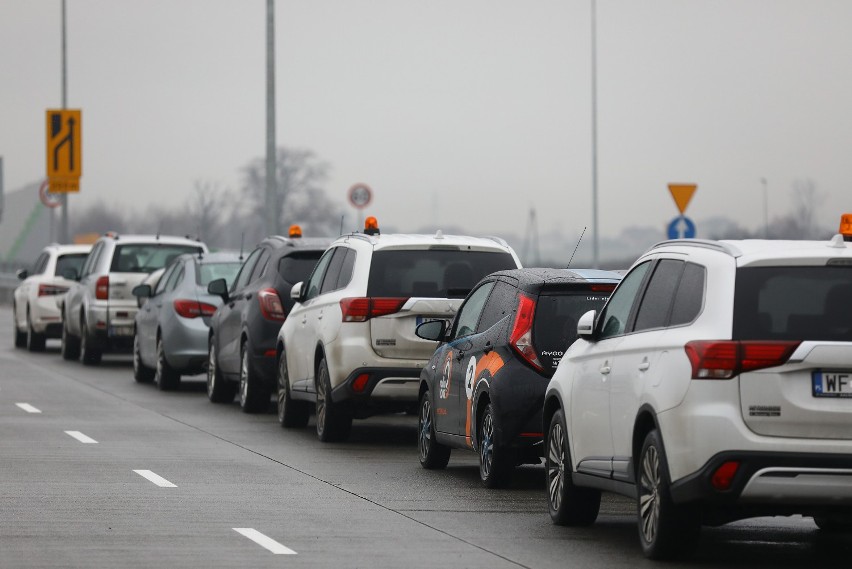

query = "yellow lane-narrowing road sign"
(45, 109), (82, 193)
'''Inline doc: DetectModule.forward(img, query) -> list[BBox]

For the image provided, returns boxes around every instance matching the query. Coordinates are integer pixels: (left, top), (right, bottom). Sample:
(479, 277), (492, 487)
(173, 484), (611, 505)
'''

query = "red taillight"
(258, 288), (286, 321)
(38, 283), (69, 297)
(173, 299), (218, 318)
(711, 460), (740, 491)
(589, 284), (616, 292)
(340, 297), (408, 322)
(510, 294), (543, 371)
(352, 373), (370, 393)
(685, 340), (801, 379)
(95, 276), (109, 300)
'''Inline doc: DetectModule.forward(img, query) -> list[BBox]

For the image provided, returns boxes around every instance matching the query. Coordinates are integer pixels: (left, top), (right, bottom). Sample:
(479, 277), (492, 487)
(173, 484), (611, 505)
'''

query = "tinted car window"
(367, 250), (515, 298)
(335, 249), (356, 290)
(82, 243), (102, 276)
(155, 264), (177, 296)
(535, 288), (612, 371)
(634, 260), (684, 332)
(251, 249), (271, 282)
(305, 249), (335, 301)
(231, 248), (262, 293)
(453, 282), (495, 339)
(32, 253), (49, 275)
(477, 280), (517, 333)
(55, 253), (87, 278)
(197, 262), (242, 288)
(734, 266), (852, 341)
(598, 261), (652, 340)
(320, 248), (347, 294)
(670, 262), (706, 326)
(278, 252), (324, 285)
(110, 244), (202, 274)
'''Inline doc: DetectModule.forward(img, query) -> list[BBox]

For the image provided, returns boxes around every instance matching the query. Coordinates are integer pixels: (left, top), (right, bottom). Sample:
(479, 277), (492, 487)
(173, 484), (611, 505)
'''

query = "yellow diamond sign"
(668, 183), (696, 215)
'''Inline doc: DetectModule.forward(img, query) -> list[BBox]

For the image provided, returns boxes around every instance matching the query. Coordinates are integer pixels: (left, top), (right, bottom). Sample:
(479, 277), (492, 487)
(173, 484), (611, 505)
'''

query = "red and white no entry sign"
(39, 179), (62, 209)
(348, 183), (372, 209)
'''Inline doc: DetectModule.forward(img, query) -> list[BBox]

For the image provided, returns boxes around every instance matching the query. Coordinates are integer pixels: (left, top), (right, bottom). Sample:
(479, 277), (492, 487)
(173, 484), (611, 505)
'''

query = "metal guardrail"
(0, 272), (19, 304)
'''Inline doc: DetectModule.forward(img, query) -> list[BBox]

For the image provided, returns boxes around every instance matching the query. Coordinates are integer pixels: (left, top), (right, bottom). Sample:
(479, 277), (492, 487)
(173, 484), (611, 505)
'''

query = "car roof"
(487, 267), (622, 288)
(334, 231), (515, 254)
(260, 235), (334, 252)
(43, 243), (92, 254)
(196, 251), (244, 264)
(97, 233), (207, 248)
(649, 235), (852, 267)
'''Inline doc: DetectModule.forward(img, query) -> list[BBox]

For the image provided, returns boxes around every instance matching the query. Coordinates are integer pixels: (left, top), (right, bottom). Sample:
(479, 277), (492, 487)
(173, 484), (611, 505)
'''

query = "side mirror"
(290, 281), (305, 301)
(131, 284), (152, 298)
(577, 310), (597, 340)
(61, 267), (80, 281)
(207, 278), (229, 302)
(416, 319), (448, 342)
(16, 269), (28, 280)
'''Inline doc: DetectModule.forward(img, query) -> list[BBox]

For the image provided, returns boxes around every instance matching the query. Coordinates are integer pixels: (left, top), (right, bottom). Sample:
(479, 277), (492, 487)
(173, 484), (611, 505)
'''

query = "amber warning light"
(839, 214), (852, 241)
(288, 224), (302, 238)
(364, 216), (380, 236)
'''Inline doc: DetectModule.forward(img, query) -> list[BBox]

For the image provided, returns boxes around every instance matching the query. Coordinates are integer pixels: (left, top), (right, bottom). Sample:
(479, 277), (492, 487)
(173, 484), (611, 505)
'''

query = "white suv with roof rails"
(544, 220), (852, 559)
(276, 219), (522, 441)
(60, 233), (207, 365)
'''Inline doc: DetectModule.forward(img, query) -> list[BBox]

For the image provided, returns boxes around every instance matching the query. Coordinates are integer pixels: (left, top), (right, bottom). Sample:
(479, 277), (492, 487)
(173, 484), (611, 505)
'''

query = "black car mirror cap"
(208, 278), (229, 301)
(416, 319), (448, 342)
(16, 269), (28, 280)
(131, 284), (152, 298)
(577, 309), (597, 340)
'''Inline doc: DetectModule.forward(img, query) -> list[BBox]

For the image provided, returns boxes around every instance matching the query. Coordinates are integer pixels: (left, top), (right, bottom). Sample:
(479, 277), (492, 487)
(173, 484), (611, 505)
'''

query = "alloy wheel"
(480, 411), (494, 479)
(639, 444), (661, 545)
(547, 421), (566, 512)
(419, 398), (433, 462)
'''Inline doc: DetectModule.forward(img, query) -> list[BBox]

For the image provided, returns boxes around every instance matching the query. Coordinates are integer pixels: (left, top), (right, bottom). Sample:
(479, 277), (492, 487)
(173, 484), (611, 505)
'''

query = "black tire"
(133, 332), (155, 383)
(154, 336), (180, 391)
(478, 403), (513, 488)
(315, 357), (352, 442)
(546, 409), (601, 525)
(13, 302), (26, 348)
(239, 341), (270, 413)
(814, 514), (852, 532)
(60, 316), (81, 361)
(80, 315), (102, 366)
(637, 429), (701, 560)
(26, 308), (46, 352)
(277, 348), (309, 428)
(207, 336), (236, 403)
(418, 390), (451, 469)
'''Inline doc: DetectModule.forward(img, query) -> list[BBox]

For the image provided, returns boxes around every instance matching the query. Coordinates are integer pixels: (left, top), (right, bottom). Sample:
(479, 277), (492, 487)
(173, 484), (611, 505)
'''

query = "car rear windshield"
(110, 244), (203, 274)
(734, 266), (852, 341)
(197, 262), (242, 288)
(367, 250), (516, 298)
(534, 289), (612, 371)
(54, 253), (87, 278)
(278, 252), (323, 285)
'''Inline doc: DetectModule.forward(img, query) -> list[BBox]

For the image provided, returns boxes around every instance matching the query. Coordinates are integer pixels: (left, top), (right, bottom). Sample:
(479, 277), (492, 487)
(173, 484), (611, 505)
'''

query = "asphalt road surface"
(2, 305), (851, 568)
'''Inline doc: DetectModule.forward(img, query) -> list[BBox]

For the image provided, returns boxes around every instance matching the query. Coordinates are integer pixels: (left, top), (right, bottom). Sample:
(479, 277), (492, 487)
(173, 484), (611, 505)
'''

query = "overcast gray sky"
(1, 0), (851, 240)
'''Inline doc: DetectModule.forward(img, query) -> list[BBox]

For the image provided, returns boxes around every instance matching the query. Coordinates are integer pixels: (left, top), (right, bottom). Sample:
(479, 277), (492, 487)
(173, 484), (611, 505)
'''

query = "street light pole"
(761, 177), (768, 238)
(590, 0), (599, 268)
(59, 0), (69, 243)
(265, 0), (278, 237)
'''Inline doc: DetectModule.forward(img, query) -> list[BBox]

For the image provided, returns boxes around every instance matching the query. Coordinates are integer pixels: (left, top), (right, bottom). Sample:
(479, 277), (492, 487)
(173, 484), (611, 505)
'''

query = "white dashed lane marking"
(64, 430), (98, 444)
(15, 403), (41, 413)
(233, 528), (297, 555)
(133, 470), (177, 488)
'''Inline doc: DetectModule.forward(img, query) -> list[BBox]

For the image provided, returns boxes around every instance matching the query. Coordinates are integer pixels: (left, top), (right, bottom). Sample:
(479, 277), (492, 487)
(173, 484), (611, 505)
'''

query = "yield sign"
(668, 183), (697, 214)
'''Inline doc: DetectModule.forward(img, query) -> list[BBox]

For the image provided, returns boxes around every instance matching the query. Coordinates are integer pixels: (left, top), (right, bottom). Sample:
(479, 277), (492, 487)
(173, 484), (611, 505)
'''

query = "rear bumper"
(331, 367), (421, 415)
(87, 302), (138, 352)
(164, 317), (210, 373)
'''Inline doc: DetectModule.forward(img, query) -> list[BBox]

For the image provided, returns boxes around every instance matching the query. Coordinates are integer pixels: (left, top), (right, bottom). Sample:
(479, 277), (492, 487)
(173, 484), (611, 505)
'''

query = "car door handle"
(245, 293), (252, 300)
(456, 351), (465, 361)
(301, 317), (307, 324)
(638, 361), (650, 371)
(317, 313), (323, 320)
(483, 341), (492, 355)
(599, 364), (611, 375)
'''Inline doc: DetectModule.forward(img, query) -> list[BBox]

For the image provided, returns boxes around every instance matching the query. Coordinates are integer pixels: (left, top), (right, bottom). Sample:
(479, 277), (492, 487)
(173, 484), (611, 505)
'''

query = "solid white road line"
(64, 430), (98, 444)
(15, 403), (41, 413)
(233, 528), (297, 555)
(133, 469), (177, 488)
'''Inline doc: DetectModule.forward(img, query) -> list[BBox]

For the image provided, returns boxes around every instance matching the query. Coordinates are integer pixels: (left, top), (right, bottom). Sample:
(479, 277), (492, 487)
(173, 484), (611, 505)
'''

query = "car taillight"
(684, 340), (801, 379)
(173, 299), (218, 318)
(38, 283), (69, 297)
(340, 297), (408, 322)
(258, 288), (286, 321)
(711, 460), (740, 491)
(509, 294), (543, 371)
(95, 276), (109, 300)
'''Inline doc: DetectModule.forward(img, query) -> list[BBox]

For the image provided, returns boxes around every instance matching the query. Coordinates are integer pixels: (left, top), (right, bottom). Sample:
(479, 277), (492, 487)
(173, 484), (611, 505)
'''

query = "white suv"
(12, 243), (91, 351)
(276, 222), (522, 441)
(544, 227), (852, 559)
(60, 233), (207, 365)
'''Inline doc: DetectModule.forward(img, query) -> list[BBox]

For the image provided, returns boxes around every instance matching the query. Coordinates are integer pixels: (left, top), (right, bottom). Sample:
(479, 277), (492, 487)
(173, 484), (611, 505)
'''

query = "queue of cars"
(12, 214), (852, 560)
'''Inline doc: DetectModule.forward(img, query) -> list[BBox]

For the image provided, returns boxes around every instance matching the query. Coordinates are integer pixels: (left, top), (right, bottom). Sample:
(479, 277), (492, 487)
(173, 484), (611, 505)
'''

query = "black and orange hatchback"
(415, 268), (621, 487)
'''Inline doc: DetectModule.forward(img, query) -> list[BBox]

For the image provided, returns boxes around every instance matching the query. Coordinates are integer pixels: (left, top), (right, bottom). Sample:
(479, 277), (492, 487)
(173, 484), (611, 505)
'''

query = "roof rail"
(649, 239), (742, 257)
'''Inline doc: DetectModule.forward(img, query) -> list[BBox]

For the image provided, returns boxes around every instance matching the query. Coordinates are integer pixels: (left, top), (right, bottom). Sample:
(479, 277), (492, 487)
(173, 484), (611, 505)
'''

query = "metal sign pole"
(59, 0), (69, 243)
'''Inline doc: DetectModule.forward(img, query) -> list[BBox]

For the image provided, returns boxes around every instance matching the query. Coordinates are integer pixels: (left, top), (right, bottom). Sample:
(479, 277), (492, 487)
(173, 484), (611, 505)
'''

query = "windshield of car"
(734, 266), (852, 341)
(110, 244), (204, 274)
(367, 250), (516, 298)
(54, 253), (88, 278)
(196, 261), (242, 287)
(278, 252), (323, 285)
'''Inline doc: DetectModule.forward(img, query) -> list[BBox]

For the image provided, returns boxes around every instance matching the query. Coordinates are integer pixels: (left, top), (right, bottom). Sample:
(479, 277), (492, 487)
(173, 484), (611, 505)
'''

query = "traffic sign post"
(348, 183), (372, 209)
(39, 180), (62, 209)
(667, 183), (697, 239)
(45, 109), (82, 193)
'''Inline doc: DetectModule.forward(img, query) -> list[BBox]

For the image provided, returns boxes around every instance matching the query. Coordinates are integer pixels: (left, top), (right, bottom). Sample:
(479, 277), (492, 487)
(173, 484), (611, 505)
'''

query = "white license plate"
(109, 325), (134, 337)
(812, 370), (852, 398)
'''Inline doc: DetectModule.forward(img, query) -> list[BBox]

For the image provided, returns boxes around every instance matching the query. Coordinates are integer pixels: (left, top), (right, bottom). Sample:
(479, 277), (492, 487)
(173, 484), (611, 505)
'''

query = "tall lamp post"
(761, 177), (768, 238)
(265, 0), (278, 237)
(590, 0), (599, 268)
(59, 0), (69, 243)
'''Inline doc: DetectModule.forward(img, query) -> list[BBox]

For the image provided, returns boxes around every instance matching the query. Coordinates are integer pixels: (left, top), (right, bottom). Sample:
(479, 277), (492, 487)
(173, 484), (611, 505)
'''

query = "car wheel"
(13, 302), (26, 348)
(80, 316), (102, 366)
(814, 514), (852, 532)
(418, 390), (451, 469)
(26, 308), (46, 352)
(546, 409), (600, 525)
(315, 357), (352, 442)
(277, 348), (309, 428)
(154, 336), (180, 391)
(207, 336), (236, 403)
(60, 316), (81, 361)
(637, 429), (701, 560)
(239, 341), (270, 413)
(478, 403), (513, 488)
(133, 332), (155, 383)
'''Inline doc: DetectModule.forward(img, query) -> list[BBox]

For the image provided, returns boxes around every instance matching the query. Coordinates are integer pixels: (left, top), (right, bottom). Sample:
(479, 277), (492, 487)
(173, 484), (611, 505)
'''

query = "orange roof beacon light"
(839, 214), (852, 242)
(364, 216), (380, 236)
(288, 224), (302, 238)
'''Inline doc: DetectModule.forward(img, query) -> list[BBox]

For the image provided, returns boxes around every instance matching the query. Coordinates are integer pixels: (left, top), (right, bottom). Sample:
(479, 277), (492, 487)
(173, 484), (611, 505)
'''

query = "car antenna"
(239, 232), (245, 261)
(339, 215), (344, 236)
(566, 227), (586, 268)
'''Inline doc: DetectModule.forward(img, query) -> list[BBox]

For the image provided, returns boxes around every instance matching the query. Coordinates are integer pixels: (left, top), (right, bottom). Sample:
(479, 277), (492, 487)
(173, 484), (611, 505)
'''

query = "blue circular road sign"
(667, 216), (696, 239)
